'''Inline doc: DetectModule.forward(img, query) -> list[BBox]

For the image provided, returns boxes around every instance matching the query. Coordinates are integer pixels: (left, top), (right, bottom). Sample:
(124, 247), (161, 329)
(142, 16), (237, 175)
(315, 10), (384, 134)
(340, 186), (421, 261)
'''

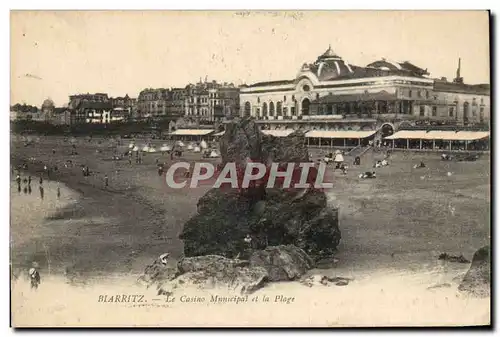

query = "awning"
(385, 130), (490, 141)
(170, 129), (214, 136)
(305, 130), (376, 139)
(384, 130), (432, 140)
(213, 131), (225, 136)
(262, 129), (295, 137)
(455, 131), (490, 141)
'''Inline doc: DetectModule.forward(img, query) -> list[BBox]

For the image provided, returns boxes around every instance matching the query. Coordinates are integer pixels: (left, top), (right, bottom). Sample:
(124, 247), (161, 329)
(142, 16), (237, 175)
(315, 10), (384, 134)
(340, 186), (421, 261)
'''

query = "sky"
(10, 10), (490, 107)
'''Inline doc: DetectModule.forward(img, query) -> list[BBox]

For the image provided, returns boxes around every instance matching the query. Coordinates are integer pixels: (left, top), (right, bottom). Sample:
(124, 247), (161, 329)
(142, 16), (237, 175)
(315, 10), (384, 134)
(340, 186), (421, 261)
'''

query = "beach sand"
(10, 136), (491, 326)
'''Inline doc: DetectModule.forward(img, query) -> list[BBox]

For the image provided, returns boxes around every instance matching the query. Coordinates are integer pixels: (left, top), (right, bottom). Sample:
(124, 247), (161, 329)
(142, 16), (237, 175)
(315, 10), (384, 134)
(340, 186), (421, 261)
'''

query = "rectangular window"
(432, 106), (437, 116)
(449, 107), (454, 117)
(419, 106), (425, 116)
(291, 107), (296, 116)
(408, 90), (413, 98)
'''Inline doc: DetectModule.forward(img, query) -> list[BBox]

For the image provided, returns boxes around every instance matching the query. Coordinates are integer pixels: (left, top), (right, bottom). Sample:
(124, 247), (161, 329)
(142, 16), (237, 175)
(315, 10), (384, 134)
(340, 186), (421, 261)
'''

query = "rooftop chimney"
(453, 57), (464, 84)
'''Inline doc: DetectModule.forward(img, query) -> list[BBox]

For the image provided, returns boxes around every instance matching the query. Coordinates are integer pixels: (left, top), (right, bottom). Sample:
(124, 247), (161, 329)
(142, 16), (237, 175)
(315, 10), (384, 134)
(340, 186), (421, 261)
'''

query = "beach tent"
(193, 146), (201, 153)
(160, 144), (171, 152)
(142, 145), (150, 152)
(209, 150), (219, 158)
(333, 150), (344, 163)
(187, 144), (194, 151)
(128, 142), (135, 149)
(148, 147), (157, 153)
(177, 141), (185, 147)
(200, 140), (208, 149)
(132, 146), (139, 152)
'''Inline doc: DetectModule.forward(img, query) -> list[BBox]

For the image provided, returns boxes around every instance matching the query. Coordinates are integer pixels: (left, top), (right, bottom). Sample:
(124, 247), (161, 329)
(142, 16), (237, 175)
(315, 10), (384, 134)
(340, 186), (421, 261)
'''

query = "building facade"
(137, 88), (185, 120)
(138, 80), (240, 123)
(239, 46), (490, 140)
(185, 80), (239, 122)
(67, 93), (136, 124)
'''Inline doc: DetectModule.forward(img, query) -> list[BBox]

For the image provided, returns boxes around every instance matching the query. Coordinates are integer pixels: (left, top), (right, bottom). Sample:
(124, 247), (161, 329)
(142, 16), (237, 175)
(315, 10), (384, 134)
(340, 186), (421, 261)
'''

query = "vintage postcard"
(10, 10), (491, 327)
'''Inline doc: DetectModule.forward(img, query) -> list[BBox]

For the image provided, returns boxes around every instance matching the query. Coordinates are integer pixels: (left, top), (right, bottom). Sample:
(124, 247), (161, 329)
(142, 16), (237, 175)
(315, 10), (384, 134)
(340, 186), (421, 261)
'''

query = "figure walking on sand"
(57, 185), (61, 199)
(104, 174), (109, 188)
(29, 263), (41, 290)
(39, 185), (44, 200)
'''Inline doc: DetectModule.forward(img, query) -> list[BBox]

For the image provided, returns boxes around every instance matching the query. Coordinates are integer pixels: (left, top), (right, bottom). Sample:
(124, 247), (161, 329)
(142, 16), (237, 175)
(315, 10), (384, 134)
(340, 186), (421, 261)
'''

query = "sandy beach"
(10, 135), (491, 326)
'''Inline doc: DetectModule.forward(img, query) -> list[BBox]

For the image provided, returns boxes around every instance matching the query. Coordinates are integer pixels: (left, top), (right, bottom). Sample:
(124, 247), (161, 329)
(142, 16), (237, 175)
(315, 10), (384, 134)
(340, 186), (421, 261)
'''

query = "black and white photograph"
(8, 10), (491, 327)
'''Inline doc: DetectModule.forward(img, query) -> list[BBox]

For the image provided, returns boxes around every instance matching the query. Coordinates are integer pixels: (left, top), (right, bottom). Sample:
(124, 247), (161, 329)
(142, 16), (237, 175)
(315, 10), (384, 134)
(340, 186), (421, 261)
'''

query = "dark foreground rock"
(179, 117), (341, 260)
(163, 255), (268, 295)
(458, 246), (490, 297)
(249, 245), (314, 281)
(139, 246), (316, 295)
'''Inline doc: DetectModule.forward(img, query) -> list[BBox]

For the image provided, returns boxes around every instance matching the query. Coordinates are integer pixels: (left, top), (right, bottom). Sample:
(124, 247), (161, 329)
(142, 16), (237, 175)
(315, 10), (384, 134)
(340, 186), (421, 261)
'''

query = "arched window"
(244, 102), (251, 116)
(301, 98), (310, 115)
(269, 102), (275, 116)
(463, 101), (470, 118)
(262, 102), (268, 117)
(277, 102), (283, 116)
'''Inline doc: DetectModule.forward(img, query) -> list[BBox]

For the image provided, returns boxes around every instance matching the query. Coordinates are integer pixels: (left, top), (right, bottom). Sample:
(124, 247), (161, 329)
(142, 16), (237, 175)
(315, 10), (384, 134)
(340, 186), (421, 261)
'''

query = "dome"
(298, 45), (354, 81)
(366, 59), (403, 71)
(42, 98), (55, 109)
(314, 45), (353, 80)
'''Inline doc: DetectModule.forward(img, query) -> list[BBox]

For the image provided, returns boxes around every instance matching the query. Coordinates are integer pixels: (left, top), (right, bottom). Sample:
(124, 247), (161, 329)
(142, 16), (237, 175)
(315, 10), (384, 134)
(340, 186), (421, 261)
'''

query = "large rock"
(142, 255), (269, 295)
(249, 245), (314, 281)
(179, 117), (341, 260)
(180, 187), (341, 259)
(458, 246), (490, 297)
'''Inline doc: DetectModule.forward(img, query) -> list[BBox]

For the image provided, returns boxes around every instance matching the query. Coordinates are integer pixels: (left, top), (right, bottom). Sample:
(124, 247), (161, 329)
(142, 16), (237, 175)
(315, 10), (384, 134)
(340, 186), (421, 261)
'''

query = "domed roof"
(297, 45), (354, 81)
(366, 58), (403, 71)
(42, 98), (54, 109)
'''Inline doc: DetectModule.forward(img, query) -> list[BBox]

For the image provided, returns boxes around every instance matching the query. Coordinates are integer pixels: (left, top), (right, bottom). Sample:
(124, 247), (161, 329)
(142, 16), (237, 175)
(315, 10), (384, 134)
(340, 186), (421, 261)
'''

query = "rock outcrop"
(249, 245), (314, 281)
(139, 254), (267, 295)
(179, 117), (341, 260)
(164, 255), (268, 295)
(139, 246), (317, 295)
(458, 245), (490, 297)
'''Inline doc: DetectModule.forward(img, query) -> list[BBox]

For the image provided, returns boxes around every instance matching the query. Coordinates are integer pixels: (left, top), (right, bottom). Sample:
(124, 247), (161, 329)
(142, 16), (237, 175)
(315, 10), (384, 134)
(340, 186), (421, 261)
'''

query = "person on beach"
(39, 185), (44, 199)
(57, 185), (61, 199)
(28, 185), (32, 194)
(28, 176), (31, 185)
(16, 174), (21, 185)
(29, 266), (41, 290)
(23, 186), (28, 194)
(104, 174), (109, 188)
(39, 176), (43, 185)
(17, 183), (21, 193)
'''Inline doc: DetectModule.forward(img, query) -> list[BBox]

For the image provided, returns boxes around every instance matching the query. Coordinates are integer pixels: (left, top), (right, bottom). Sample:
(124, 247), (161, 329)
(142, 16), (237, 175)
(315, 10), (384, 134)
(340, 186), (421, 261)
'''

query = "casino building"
(238, 45), (490, 150)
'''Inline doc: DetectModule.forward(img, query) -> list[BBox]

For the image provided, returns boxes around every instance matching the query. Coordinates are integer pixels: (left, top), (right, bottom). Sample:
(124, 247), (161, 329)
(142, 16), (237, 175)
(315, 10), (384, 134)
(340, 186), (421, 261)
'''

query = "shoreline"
(10, 150), (175, 278)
